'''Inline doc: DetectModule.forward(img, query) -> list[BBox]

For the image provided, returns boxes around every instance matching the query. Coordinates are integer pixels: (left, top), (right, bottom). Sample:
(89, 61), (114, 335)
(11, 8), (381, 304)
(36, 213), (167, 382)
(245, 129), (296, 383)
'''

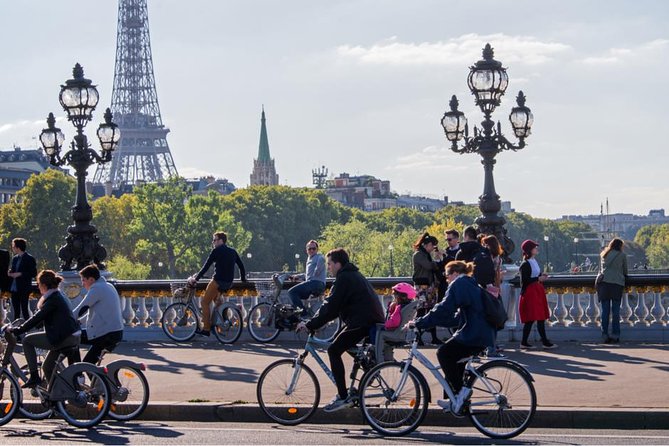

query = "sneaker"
(609, 337), (619, 344)
(195, 328), (211, 337)
(519, 343), (535, 349)
(486, 350), (506, 358)
(323, 395), (354, 413)
(21, 375), (43, 389)
(436, 399), (450, 410)
(542, 342), (558, 349)
(450, 387), (472, 415)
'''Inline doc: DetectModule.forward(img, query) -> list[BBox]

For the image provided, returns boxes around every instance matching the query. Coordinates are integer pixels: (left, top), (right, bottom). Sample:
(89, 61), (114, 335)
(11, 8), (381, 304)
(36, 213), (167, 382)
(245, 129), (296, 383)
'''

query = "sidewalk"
(103, 328), (669, 429)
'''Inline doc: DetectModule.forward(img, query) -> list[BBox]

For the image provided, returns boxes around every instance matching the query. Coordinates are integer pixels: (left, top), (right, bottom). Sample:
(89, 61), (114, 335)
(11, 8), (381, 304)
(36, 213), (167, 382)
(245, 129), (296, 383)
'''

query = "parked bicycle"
(247, 273), (340, 343)
(358, 327), (536, 439)
(1, 321), (112, 428)
(0, 324), (21, 426)
(161, 282), (243, 344)
(256, 332), (375, 425)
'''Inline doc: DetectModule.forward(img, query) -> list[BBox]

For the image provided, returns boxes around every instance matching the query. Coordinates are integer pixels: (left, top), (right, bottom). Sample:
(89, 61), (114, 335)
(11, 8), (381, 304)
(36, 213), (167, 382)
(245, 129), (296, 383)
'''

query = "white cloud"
(387, 145), (473, 171)
(581, 39), (669, 65)
(178, 166), (219, 179)
(337, 33), (571, 67)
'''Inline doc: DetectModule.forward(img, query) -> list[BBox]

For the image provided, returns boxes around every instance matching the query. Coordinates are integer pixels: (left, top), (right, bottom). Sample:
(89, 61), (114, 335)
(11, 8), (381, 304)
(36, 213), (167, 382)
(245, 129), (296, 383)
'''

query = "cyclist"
(71, 264), (124, 364)
(8, 270), (80, 388)
(410, 260), (494, 415)
(288, 240), (326, 317)
(297, 248), (384, 412)
(188, 231), (246, 337)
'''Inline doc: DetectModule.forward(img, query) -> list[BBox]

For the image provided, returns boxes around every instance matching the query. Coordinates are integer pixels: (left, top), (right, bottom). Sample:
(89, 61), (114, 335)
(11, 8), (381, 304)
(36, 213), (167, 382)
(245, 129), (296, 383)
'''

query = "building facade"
(323, 173), (396, 211)
(0, 147), (52, 204)
(250, 107), (279, 186)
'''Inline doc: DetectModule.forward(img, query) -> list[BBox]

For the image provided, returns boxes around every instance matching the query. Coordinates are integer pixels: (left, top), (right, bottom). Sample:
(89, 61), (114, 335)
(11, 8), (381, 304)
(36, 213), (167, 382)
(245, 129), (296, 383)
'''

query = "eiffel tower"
(93, 0), (177, 188)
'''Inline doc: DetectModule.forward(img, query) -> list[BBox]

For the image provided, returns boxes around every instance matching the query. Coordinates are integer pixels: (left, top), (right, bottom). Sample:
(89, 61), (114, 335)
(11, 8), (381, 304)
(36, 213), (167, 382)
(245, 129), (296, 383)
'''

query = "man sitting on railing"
(288, 240), (326, 317)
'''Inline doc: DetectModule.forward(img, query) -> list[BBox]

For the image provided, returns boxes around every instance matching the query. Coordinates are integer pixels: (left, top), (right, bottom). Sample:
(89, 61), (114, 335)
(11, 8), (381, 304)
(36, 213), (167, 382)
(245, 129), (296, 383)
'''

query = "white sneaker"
(450, 387), (472, 415)
(436, 399), (450, 410)
(323, 395), (354, 413)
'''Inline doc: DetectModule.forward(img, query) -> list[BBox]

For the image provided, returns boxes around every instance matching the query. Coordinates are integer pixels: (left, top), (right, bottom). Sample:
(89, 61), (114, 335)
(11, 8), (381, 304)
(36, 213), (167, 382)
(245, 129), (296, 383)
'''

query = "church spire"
(257, 105), (271, 163)
(250, 106), (279, 186)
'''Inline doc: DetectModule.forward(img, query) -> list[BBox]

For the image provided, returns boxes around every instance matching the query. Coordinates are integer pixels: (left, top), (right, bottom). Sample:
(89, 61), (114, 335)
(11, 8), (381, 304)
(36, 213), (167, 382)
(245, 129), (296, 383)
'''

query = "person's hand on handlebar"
(187, 275), (198, 286)
(403, 320), (416, 331)
(296, 321), (308, 333)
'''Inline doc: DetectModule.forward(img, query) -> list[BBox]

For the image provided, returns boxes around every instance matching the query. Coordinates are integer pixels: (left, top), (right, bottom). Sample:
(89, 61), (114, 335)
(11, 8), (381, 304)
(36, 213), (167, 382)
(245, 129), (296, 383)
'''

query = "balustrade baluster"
(0, 299), (7, 325)
(585, 290), (600, 327)
(553, 290), (569, 327)
(620, 291), (633, 326)
(122, 296), (137, 326)
(149, 296), (163, 327)
(136, 296), (149, 327)
(633, 288), (650, 327)
(650, 291), (666, 326)
(569, 289), (584, 326)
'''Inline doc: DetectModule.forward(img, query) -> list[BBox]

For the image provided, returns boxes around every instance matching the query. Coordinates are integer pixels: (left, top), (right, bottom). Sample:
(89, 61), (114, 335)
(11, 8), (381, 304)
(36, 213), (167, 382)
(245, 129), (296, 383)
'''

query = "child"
(375, 282), (418, 363)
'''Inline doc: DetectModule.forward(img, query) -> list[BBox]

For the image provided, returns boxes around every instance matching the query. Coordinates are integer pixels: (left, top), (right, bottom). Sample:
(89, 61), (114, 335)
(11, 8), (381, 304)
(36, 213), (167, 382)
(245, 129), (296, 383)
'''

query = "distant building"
(558, 208), (669, 240)
(187, 176), (236, 196)
(323, 173), (396, 210)
(250, 107), (279, 186)
(396, 195), (448, 212)
(0, 146), (53, 204)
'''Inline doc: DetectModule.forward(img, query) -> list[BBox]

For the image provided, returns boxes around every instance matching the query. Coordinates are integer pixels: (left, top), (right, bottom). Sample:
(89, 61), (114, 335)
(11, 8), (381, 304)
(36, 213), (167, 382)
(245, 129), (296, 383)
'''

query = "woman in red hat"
(518, 240), (557, 349)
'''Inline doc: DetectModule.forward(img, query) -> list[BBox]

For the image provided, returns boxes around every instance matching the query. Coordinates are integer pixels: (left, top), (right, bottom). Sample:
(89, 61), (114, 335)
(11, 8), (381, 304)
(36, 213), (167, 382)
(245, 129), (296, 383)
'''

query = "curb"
(134, 403), (669, 429)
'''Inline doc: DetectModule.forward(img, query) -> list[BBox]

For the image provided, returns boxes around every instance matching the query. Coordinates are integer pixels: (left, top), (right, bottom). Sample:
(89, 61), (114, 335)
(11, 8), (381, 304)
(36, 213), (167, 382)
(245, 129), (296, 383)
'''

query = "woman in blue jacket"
(413, 260), (494, 414)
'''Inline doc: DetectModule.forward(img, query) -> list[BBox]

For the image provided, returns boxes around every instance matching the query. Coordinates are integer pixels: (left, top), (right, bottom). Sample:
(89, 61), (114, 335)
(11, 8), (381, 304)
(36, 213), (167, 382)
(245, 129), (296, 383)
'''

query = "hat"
(521, 239), (539, 256)
(391, 282), (417, 300)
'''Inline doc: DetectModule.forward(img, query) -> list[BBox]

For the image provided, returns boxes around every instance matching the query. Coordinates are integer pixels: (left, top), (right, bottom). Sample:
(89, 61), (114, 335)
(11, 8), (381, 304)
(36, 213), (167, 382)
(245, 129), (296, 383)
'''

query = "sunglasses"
(307, 247), (317, 251)
(446, 238), (454, 242)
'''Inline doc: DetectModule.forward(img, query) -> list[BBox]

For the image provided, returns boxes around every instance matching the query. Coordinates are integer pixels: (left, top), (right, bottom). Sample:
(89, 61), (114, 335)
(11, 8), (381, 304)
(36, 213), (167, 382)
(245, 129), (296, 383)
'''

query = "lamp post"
(543, 235), (550, 272)
(388, 244), (395, 277)
(39, 64), (120, 271)
(295, 253), (300, 272)
(573, 237), (579, 268)
(441, 44), (533, 263)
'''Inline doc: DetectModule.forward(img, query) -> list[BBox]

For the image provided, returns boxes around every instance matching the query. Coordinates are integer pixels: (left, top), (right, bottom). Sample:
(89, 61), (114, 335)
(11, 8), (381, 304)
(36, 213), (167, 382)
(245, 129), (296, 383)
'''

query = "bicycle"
(358, 327), (536, 439)
(2, 322), (112, 428)
(247, 273), (340, 343)
(256, 332), (375, 425)
(0, 324), (22, 426)
(161, 281), (243, 344)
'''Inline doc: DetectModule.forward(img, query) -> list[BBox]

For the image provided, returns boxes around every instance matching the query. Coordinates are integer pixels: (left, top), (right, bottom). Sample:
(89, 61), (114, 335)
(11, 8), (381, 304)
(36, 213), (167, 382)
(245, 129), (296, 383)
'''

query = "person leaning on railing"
(597, 238), (628, 344)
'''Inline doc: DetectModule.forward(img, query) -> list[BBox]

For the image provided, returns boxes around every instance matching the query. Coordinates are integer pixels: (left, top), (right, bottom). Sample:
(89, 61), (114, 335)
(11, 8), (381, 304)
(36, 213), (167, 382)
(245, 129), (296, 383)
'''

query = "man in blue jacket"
(8, 238), (37, 321)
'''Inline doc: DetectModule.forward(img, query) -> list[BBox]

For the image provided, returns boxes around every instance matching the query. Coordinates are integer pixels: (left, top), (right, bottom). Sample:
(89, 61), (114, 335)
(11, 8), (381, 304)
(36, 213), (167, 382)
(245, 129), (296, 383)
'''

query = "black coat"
(10, 252), (37, 294)
(14, 290), (80, 346)
(455, 241), (481, 263)
(306, 262), (384, 331)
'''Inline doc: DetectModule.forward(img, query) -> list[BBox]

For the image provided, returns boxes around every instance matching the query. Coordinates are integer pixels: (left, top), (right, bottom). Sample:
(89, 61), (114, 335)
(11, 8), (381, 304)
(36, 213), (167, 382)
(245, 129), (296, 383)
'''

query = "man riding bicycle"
(288, 240), (326, 317)
(297, 248), (384, 412)
(188, 231), (246, 337)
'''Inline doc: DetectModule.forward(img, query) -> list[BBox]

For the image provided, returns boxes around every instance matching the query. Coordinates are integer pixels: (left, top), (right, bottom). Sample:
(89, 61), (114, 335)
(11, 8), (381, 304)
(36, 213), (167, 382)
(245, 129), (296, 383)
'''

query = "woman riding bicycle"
(411, 260), (494, 414)
(7, 270), (80, 388)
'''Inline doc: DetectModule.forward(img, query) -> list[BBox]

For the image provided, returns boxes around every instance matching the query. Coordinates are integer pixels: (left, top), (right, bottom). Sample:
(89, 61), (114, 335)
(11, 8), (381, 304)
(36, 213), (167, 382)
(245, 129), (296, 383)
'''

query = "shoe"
(450, 387), (472, 415)
(430, 338), (443, 346)
(22, 375), (42, 389)
(195, 328), (210, 337)
(609, 337), (619, 344)
(519, 343), (534, 349)
(323, 395), (354, 413)
(417, 338), (425, 347)
(436, 399), (450, 410)
(486, 351), (506, 358)
(542, 342), (558, 349)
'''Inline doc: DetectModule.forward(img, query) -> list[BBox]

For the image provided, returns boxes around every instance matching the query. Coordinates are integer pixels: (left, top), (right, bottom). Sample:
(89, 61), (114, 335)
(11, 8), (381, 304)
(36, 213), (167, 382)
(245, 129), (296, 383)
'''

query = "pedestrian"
(288, 240), (327, 316)
(188, 231), (247, 337)
(456, 226), (495, 287)
(412, 232), (443, 345)
(481, 234), (505, 357)
(518, 240), (556, 349)
(374, 282), (418, 363)
(597, 238), (628, 344)
(8, 238), (37, 321)
(297, 248), (384, 412)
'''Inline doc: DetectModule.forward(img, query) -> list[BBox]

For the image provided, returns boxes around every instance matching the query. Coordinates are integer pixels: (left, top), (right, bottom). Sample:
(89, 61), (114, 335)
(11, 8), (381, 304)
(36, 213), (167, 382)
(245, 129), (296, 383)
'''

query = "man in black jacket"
(8, 238), (37, 321)
(298, 248), (384, 412)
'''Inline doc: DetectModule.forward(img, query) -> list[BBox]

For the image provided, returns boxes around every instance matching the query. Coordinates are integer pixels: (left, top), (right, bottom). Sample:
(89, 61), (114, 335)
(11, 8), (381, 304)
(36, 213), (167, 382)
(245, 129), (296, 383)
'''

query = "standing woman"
(518, 240), (557, 350)
(481, 235), (504, 357)
(597, 238), (628, 343)
(412, 232), (442, 345)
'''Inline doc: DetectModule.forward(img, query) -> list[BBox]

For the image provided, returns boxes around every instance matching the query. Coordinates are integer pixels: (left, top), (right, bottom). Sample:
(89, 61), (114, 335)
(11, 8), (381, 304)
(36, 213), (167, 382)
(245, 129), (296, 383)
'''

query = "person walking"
(288, 240), (327, 316)
(8, 238), (37, 321)
(188, 231), (247, 337)
(297, 248), (384, 412)
(518, 240), (557, 350)
(412, 232), (443, 345)
(481, 235), (505, 357)
(597, 238), (628, 344)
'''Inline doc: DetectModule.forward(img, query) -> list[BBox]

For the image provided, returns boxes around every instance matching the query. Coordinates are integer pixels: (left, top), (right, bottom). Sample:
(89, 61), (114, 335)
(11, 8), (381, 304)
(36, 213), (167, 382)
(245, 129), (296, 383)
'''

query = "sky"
(0, 0), (667, 219)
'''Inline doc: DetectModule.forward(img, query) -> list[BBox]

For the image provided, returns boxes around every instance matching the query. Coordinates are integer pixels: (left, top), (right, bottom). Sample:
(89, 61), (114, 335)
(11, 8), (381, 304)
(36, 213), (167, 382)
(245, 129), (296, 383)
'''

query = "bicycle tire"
(0, 368), (21, 426)
(257, 359), (320, 425)
(161, 302), (198, 342)
(56, 369), (112, 428)
(212, 305), (243, 344)
(16, 364), (52, 420)
(466, 360), (536, 439)
(359, 361), (428, 436)
(247, 302), (280, 343)
(108, 366), (150, 421)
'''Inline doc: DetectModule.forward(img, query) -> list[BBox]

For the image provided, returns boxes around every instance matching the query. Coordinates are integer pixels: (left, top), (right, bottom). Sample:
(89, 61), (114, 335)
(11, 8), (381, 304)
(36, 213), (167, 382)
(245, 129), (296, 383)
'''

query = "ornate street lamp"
(39, 63), (120, 271)
(388, 244), (395, 277)
(441, 43), (534, 262)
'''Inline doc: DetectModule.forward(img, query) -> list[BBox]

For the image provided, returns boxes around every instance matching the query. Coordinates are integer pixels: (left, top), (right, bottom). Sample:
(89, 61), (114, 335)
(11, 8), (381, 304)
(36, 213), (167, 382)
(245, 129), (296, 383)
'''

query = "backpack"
(473, 247), (496, 287)
(480, 286), (508, 330)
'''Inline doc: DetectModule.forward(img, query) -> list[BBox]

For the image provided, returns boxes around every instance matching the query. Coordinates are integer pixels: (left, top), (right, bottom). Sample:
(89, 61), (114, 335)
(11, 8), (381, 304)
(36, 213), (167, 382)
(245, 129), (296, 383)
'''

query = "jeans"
(71, 330), (124, 364)
(288, 280), (326, 311)
(328, 326), (369, 399)
(22, 331), (80, 382)
(601, 299), (621, 338)
(11, 290), (30, 321)
(436, 338), (483, 394)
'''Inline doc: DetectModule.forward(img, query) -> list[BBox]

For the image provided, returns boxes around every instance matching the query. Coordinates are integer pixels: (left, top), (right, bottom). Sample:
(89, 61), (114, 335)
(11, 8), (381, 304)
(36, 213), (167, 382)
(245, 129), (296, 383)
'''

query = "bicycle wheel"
(257, 359), (319, 425)
(161, 302), (198, 342)
(55, 370), (111, 428)
(108, 367), (150, 421)
(359, 361), (428, 436)
(0, 368), (21, 426)
(213, 305), (243, 344)
(312, 318), (341, 343)
(247, 302), (280, 343)
(16, 365), (52, 420)
(466, 360), (536, 439)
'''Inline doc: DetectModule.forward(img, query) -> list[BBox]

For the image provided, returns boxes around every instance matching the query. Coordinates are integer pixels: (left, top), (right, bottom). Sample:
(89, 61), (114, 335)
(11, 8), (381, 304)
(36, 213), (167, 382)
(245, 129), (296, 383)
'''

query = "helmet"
(392, 282), (417, 300)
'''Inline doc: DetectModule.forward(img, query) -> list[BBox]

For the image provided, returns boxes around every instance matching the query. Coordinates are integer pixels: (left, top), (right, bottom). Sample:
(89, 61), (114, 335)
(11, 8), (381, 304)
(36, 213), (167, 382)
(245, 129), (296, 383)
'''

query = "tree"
(91, 193), (138, 261)
(106, 255), (151, 280)
(0, 169), (75, 269)
(635, 224), (669, 268)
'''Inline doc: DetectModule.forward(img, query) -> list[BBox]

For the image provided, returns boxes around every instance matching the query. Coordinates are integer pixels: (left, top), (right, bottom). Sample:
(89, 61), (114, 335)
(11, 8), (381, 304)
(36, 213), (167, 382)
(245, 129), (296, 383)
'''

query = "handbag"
(595, 272), (604, 287)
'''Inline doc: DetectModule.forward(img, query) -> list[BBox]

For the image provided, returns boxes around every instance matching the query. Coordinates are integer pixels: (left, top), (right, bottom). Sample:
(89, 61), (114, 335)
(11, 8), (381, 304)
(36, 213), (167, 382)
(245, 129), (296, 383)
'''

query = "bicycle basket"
(253, 280), (276, 299)
(171, 283), (191, 300)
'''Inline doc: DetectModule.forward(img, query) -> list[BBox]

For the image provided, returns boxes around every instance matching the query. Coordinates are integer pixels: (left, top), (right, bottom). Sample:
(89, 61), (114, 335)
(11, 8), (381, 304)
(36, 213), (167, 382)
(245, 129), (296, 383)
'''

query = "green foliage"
(434, 205), (480, 226)
(0, 169), (75, 269)
(353, 207), (433, 233)
(91, 194), (137, 260)
(634, 224), (669, 268)
(106, 255), (151, 280)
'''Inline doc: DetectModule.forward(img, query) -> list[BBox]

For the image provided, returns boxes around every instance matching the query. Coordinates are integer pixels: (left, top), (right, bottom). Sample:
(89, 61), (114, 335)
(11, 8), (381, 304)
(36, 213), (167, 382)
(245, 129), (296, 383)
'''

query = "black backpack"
(473, 247), (496, 287)
(480, 287), (508, 330)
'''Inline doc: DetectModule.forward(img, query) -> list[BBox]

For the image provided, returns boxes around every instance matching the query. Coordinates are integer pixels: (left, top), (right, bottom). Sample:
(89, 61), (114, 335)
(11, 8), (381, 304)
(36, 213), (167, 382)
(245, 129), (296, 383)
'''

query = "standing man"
(443, 229), (461, 263)
(454, 226), (480, 263)
(297, 248), (385, 412)
(288, 240), (326, 315)
(8, 238), (37, 321)
(72, 264), (124, 364)
(189, 231), (246, 337)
